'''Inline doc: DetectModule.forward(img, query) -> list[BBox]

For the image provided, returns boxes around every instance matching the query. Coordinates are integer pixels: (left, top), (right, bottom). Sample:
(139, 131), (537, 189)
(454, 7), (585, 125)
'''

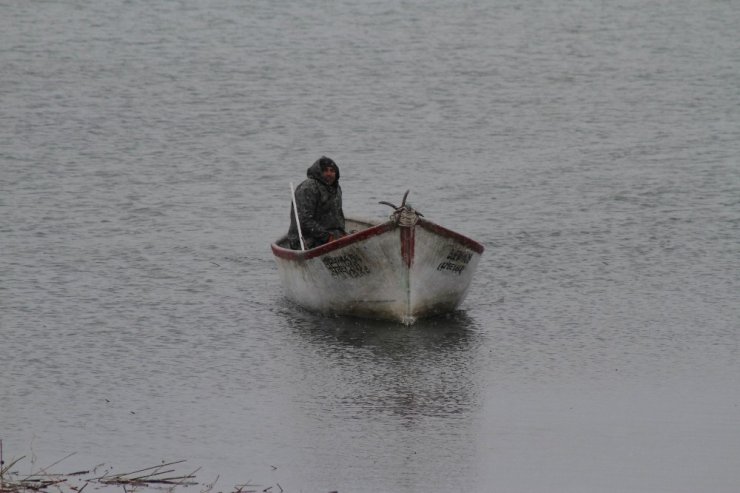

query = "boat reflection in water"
(287, 308), (483, 420)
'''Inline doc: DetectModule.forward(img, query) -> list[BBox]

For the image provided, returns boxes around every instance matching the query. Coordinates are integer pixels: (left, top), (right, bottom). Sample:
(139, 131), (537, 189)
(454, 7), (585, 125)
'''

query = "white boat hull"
(271, 216), (484, 325)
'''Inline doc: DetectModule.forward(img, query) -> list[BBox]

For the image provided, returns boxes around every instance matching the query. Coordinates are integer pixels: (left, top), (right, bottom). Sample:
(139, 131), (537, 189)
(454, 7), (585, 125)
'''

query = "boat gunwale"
(417, 219), (484, 254)
(271, 217), (484, 261)
(271, 221), (397, 261)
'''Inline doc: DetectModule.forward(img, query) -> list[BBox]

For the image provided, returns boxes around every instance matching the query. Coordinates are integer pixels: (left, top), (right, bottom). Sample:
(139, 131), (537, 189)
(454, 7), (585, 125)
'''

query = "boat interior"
(274, 216), (383, 250)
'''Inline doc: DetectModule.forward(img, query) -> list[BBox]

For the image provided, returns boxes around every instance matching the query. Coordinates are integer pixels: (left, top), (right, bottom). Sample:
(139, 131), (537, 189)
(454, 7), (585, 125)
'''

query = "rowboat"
(271, 192), (484, 325)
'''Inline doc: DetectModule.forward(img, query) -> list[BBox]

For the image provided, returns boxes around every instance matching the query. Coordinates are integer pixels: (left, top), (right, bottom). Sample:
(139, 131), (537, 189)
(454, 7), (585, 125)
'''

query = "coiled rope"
(379, 190), (423, 227)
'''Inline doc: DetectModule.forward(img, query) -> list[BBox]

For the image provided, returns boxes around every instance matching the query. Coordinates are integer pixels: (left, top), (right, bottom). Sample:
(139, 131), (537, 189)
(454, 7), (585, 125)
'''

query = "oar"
(290, 182), (306, 250)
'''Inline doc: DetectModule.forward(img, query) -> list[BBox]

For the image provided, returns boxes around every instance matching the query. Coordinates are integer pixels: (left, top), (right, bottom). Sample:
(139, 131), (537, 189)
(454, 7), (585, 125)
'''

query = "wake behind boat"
(271, 192), (484, 325)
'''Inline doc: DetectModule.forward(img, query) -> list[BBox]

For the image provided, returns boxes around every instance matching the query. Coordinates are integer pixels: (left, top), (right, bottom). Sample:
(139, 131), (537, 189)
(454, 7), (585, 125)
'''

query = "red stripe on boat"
(271, 222), (396, 261)
(400, 225), (415, 268)
(271, 218), (484, 262)
(417, 219), (485, 254)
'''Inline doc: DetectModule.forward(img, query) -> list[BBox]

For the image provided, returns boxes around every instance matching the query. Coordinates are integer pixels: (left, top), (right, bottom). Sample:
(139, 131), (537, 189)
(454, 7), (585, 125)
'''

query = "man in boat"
(287, 156), (346, 250)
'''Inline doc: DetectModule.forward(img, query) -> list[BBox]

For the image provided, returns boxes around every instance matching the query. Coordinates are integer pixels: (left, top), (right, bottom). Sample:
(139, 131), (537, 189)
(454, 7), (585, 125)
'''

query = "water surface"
(2, 1), (739, 492)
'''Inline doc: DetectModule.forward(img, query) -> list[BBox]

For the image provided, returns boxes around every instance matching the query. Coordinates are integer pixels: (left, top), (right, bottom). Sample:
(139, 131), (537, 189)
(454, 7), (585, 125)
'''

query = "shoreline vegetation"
(0, 442), (293, 493)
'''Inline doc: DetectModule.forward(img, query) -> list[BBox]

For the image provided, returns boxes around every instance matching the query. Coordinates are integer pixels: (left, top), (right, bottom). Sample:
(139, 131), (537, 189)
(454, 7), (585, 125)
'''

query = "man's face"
(322, 166), (337, 185)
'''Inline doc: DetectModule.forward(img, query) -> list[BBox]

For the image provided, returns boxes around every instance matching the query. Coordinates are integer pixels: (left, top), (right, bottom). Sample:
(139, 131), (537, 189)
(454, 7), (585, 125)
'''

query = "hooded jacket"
(287, 156), (346, 249)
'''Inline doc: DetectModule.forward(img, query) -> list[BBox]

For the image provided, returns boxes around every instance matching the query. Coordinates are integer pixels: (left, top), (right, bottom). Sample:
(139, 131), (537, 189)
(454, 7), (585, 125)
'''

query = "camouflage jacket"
(287, 157), (345, 249)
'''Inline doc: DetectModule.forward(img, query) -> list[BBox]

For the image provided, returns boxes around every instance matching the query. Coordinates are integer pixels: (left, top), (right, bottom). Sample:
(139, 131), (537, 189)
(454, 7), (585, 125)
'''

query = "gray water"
(2, 1), (740, 492)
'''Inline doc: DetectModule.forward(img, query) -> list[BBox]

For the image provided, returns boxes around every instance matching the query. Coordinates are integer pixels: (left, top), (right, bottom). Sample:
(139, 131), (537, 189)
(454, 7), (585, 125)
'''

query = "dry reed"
(0, 441), (283, 493)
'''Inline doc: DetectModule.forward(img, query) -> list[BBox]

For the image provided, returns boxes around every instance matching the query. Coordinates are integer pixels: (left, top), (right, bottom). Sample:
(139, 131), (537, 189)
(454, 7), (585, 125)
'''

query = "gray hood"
(306, 156), (340, 186)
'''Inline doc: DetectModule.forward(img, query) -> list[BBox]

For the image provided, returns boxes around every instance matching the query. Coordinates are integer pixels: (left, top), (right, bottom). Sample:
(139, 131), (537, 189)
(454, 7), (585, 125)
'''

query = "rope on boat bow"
(379, 190), (423, 227)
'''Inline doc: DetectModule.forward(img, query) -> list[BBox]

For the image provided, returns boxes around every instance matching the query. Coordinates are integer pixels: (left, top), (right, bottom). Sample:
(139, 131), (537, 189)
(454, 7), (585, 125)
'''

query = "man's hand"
(326, 230), (347, 243)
